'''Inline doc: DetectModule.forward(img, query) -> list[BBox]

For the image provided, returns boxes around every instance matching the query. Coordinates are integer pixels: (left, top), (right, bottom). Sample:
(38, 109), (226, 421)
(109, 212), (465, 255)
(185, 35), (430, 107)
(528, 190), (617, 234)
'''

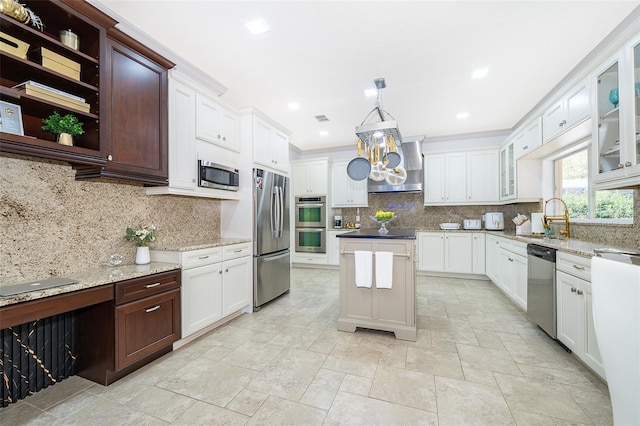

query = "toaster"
(463, 219), (482, 230)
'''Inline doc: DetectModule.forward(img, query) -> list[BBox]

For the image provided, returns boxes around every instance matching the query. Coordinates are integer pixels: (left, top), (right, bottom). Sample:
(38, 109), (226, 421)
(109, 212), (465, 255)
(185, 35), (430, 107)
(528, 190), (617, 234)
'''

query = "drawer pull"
(145, 283), (161, 288)
(576, 289), (584, 295)
(234, 249), (243, 253)
(198, 255), (210, 259)
(225, 268), (229, 272)
(571, 287), (577, 293)
(572, 264), (585, 270)
(145, 305), (160, 313)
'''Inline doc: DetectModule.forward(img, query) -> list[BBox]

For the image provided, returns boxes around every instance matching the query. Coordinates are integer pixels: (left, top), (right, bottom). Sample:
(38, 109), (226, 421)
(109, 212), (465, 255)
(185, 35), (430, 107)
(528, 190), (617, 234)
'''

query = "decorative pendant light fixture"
(347, 78), (405, 183)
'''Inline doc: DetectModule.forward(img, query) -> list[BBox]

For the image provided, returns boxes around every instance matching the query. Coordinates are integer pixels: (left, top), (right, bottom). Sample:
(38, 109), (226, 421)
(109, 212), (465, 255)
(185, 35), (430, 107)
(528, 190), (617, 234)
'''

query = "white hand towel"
(354, 250), (372, 288)
(375, 251), (394, 289)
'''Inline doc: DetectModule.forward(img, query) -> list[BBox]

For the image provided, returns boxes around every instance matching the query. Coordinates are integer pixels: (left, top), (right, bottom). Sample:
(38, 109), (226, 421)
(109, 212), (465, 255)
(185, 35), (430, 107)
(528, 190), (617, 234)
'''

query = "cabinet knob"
(222, 137), (226, 141)
(523, 145), (528, 150)
(618, 163), (624, 169)
(625, 161), (632, 167)
(559, 120), (566, 127)
(217, 134), (221, 139)
(225, 268), (229, 272)
(577, 289), (583, 295)
(107, 154), (113, 161)
(219, 270), (223, 274)
(192, 179), (196, 183)
(571, 287), (577, 293)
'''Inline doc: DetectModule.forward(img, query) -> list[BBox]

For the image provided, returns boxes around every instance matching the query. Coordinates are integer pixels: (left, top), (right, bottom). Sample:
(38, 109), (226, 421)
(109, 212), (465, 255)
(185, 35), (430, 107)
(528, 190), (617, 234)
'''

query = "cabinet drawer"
(223, 243), (251, 261)
(557, 252), (591, 281)
(115, 288), (180, 370)
(181, 247), (223, 269)
(115, 270), (180, 305)
(511, 241), (528, 257)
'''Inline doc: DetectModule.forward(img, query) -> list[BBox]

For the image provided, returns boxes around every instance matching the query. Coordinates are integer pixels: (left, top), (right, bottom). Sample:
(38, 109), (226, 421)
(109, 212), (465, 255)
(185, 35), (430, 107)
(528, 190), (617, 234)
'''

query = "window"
(554, 146), (633, 221)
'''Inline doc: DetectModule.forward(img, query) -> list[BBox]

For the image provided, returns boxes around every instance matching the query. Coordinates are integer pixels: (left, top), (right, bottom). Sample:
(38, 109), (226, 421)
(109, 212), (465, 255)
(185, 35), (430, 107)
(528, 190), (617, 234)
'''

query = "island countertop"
(336, 228), (417, 239)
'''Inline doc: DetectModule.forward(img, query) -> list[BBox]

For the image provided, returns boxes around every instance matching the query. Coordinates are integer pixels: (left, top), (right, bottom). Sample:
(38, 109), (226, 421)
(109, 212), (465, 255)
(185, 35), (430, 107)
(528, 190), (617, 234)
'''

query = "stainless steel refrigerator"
(253, 168), (290, 310)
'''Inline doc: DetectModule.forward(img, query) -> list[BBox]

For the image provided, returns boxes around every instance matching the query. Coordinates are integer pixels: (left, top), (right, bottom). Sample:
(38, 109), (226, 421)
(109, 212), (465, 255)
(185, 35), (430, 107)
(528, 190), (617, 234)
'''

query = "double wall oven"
(294, 196), (326, 253)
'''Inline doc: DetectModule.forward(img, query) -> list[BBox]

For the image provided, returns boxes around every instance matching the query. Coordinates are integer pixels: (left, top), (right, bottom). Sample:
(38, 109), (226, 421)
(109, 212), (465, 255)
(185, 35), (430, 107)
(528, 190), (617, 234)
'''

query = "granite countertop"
(336, 228), (417, 239)
(416, 228), (629, 257)
(151, 238), (251, 252)
(0, 262), (181, 308)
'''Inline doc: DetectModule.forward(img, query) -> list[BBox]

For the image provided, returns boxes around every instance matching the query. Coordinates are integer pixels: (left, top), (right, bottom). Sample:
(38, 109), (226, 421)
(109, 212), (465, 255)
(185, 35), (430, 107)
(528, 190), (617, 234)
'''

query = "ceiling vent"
(315, 115), (330, 122)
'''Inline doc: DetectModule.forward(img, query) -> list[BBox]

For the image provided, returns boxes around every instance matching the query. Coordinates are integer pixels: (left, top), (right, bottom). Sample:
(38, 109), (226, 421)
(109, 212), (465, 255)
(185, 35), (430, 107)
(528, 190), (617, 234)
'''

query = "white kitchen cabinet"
(418, 232), (444, 271)
(515, 116), (543, 159)
(150, 242), (251, 340)
(166, 77), (196, 191)
(485, 234), (501, 282)
(499, 138), (542, 203)
(471, 233), (486, 274)
(486, 236), (527, 310)
(182, 262), (223, 336)
(499, 140), (516, 201)
(292, 159), (328, 195)
(543, 77), (590, 142)
(425, 150), (498, 205)
(556, 252), (605, 378)
(424, 153), (466, 203)
(467, 150), (499, 202)
(250, 112), (290, 174)
(221, 256), (251, 317)
(196, 93), (240, 152)
(327, 230), (351, 266)
(417, 232), (475, 274)
(331, 160), (368, 207)
(146, 73), (240, 200)
(592, 32), (640, 189)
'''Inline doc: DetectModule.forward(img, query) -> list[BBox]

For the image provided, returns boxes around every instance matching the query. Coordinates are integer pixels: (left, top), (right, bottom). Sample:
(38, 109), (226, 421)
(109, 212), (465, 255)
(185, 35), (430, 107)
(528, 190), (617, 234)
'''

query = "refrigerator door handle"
(278, 186), (284, 238)
(271, 186), (278, 238)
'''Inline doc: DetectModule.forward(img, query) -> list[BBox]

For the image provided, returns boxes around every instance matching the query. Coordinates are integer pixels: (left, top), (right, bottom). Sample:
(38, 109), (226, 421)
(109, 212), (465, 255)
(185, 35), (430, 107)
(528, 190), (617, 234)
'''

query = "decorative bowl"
(439, 222), (460, 230)
(371, 214), (397, 234)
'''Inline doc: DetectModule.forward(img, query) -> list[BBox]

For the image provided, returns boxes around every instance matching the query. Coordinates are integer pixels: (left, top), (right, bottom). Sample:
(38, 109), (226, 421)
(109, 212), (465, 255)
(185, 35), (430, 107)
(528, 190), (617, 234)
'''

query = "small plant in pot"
(42, 111), (84, 146)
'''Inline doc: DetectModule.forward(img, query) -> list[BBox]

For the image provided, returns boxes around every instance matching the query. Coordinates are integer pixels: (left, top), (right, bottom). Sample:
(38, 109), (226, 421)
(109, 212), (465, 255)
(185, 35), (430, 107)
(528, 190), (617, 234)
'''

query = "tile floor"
(0, 268), (613, 425)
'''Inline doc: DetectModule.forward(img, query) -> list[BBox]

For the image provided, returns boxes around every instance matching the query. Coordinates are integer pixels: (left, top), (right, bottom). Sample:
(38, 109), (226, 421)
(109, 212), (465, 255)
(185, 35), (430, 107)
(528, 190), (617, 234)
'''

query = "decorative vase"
(609, 88), (619, 109)
(135, 246), (150, 265)
(57, 133), (73, 146)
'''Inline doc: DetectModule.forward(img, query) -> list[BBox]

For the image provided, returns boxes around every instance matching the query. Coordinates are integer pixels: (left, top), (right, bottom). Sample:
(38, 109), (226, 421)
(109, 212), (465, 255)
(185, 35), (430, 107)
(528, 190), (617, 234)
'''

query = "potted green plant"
(42, 111), (84, 146)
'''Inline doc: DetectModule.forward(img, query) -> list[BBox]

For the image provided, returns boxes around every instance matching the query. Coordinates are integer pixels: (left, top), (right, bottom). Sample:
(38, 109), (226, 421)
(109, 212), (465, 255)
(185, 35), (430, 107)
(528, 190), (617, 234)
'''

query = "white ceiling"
(94, 1), (638, 152)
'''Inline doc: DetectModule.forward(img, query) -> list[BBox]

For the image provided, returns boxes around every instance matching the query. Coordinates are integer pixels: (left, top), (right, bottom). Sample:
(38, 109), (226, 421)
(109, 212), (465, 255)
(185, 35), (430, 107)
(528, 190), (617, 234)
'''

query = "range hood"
(367, 136), (424, 194)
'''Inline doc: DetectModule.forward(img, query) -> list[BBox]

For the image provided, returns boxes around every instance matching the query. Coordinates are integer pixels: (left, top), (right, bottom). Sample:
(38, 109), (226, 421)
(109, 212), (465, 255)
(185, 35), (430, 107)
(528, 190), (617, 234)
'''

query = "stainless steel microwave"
(198, 160), (239, 191)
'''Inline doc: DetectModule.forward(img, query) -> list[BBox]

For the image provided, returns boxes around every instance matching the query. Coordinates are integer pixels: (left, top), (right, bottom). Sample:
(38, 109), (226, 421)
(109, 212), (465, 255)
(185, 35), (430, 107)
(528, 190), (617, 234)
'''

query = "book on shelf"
(12, 82), (90, 113)
(13, 81), (85, 102)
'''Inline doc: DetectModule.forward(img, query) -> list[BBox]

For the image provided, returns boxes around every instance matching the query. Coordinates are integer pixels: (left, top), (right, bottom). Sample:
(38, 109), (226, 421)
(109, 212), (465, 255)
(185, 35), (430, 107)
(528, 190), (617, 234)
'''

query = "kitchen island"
(336, 229), (417, 341)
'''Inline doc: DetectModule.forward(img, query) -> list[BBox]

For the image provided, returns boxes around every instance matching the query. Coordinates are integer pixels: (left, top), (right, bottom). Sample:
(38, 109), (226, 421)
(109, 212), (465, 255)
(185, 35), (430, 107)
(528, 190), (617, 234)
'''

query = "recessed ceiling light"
(288, 102), (300, 110)
(244, 18), (270, 35)
(457, 112), (469, 120)
(364, 88), (377, 97)
(319, 131), (329, 136)
(472, 68), (489, 79)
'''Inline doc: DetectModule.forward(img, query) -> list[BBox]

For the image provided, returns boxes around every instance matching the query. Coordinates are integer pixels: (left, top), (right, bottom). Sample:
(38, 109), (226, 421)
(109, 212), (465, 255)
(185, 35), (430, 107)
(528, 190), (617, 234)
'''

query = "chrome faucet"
(543, 197), (570, 238)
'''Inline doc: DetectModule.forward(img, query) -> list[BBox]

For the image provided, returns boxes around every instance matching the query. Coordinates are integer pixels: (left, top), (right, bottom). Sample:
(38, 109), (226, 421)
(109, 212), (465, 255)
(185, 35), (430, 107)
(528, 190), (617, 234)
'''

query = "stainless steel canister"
(59, 29), (79, 50)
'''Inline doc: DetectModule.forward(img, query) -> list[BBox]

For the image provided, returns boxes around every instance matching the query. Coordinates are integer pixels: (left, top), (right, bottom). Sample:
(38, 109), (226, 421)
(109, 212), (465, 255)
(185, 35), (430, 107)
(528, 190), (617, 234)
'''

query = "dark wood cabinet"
(0, 0), (174, 185)
(77, 269), (181, 385)
(74, 28), (172, 185)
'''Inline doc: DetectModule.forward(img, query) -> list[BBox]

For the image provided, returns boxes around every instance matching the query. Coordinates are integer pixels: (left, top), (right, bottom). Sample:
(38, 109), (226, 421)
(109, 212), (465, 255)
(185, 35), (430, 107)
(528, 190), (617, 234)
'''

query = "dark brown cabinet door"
(115, 288), (180, 370)
(100, 35), (169, 184)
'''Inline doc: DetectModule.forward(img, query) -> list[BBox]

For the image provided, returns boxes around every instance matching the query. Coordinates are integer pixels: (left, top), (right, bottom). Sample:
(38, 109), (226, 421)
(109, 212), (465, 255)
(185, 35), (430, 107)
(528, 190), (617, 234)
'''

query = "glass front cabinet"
(592, 32), (640, 188)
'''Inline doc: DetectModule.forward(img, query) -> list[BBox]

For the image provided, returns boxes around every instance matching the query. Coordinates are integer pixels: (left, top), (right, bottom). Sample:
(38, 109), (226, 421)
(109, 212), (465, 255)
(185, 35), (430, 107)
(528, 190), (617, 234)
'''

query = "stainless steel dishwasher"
(527, 244), (557, 338)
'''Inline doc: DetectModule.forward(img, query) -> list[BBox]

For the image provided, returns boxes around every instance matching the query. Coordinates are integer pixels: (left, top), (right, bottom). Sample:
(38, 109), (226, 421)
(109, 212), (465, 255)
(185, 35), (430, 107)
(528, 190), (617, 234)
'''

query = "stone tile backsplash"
(338, 190), (640, 250)
(1, 154), (220, 285)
